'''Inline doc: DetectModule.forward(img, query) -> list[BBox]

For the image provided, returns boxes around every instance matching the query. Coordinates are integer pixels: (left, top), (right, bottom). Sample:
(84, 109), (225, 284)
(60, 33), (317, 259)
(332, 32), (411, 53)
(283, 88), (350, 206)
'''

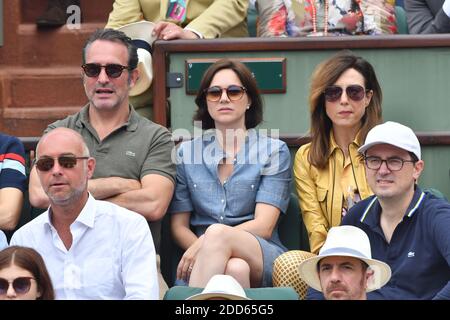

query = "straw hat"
(298, 226), (391, 292)
(186, 275), (250, 300)
(117, 21), (156, 96)
(273, 250), (317, 300)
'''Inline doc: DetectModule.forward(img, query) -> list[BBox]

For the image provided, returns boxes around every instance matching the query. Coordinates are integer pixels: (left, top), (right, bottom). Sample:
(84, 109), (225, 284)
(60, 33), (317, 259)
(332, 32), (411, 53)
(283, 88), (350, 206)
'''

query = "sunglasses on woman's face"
(323, 85), (368, 102)
(204, 85), (247, 102)
(35, 155), (89, 172)
(81, 63), (130, 78)
(0, 277), (36, 295)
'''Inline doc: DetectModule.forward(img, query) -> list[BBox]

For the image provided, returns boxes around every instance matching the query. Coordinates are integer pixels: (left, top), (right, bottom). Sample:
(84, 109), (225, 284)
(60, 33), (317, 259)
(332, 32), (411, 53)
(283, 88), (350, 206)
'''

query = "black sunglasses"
(81, 63), (130, 78)
(323, 85), (369, 102)
(0, 277), (36, 295)
(204, 85), (247, 102)
(35, 155), (89, 172)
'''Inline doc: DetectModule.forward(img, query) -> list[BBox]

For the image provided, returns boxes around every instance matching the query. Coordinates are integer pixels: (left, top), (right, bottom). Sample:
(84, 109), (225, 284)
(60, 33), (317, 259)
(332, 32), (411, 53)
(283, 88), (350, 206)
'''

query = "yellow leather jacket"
(293, 133), (372, 254)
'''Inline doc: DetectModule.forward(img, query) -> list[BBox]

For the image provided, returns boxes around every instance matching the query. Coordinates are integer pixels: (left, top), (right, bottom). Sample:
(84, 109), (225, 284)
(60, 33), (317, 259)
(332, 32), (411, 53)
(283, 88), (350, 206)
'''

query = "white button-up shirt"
(11, 195), (158, 300)
(0, 230), (7, 250)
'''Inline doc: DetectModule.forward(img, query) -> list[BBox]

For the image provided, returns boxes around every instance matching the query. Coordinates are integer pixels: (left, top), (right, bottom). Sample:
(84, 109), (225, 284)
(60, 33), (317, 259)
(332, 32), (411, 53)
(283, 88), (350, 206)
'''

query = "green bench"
(164, 285), (298, 300)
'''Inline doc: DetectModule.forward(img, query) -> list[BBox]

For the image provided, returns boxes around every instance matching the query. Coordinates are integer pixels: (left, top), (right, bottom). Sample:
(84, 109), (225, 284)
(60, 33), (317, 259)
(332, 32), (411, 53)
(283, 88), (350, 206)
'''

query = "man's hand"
(152, 21), (199, 40)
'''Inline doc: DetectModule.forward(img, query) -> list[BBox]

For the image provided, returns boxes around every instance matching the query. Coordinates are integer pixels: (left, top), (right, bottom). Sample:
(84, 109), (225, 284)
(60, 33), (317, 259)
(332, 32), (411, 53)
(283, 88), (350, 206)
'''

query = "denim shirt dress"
(169, 129), (291, 286)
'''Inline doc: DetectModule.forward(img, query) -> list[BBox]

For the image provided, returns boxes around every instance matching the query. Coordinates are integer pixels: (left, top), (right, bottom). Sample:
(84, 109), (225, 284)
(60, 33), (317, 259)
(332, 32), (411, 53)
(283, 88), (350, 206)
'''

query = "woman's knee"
(225, 258), (250, 276)
(225, 258), (251, 287)
(203, 223), (232, 242)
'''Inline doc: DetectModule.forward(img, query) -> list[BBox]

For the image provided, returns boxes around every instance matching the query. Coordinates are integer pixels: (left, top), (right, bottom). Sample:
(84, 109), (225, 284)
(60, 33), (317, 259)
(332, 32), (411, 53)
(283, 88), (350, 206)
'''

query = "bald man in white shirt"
(11, 128), (158, 299)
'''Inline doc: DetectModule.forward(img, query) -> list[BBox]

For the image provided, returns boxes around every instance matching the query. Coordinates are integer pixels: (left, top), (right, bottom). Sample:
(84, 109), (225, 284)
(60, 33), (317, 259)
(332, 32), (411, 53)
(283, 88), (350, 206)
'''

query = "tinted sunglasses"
(323, 85), (369, 102)
(204, 85), (247, 102)
(35, 155), (89, 172)
(82, 63), (130, 78)
(0, 277), (36, 295)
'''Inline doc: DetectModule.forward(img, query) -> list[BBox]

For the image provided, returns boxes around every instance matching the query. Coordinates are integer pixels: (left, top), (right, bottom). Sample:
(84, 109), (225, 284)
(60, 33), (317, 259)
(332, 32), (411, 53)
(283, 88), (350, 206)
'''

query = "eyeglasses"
(81, 63), (130, 78)
(35, 155), (89, 172)
(364, 156), (415, 171)
(204, 85), (247, 102)
(323, 85), (369, 102)
(0, 277), (36, 295)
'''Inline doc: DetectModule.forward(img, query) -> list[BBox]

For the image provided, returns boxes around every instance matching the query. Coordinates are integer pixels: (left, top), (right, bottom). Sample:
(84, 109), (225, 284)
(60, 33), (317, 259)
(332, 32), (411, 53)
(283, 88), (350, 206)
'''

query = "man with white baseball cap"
(342, 121), (450, 299)
(299, 225), (391, 300)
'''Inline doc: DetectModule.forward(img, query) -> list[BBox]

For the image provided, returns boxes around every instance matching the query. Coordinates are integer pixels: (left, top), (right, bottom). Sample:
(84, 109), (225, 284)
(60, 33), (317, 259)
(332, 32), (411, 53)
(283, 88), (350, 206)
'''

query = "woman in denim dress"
(168, 59), (291, 288)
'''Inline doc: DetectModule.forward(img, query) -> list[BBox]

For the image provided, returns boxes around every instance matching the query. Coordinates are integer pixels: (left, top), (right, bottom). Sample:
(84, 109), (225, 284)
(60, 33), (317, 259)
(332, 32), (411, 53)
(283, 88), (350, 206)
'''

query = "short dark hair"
(0, 246), (55, 300)
(409, 152), (419, 163)
(193, 59), (263, 129)
(82, 28), (138, 70)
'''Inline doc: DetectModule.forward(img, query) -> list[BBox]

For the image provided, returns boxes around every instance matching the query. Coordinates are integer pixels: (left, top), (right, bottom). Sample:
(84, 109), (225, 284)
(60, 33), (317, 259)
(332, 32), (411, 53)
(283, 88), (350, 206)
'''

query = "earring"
(246, 104), (250, 110)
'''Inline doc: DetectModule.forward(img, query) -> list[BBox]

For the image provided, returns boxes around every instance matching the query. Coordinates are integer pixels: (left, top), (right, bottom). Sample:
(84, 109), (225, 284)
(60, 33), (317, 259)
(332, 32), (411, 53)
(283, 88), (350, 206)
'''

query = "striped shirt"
(0, 133), (26, 192)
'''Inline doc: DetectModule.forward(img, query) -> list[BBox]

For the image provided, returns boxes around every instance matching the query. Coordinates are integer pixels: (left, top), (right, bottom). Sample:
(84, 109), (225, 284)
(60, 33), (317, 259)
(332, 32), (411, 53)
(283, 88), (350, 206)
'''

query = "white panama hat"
(186, 275), (250, 300)
(298, 226), (391, 292)
(117, 21), (156, 96)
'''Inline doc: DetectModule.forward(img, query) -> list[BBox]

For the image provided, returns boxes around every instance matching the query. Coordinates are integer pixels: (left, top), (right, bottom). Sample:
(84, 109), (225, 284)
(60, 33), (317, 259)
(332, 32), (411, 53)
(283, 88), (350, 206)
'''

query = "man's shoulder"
(0, 133), (21, 144)
(343, 195), (377, 224)
(11, 211), (48, 243)
(421, 191), (450, 214)
(135, 115), (171, 135)
(0, 133), (24, 154)
(46, 108), (85, 131)
(95, 199), (147, 224)
(94, 200), (151, 240)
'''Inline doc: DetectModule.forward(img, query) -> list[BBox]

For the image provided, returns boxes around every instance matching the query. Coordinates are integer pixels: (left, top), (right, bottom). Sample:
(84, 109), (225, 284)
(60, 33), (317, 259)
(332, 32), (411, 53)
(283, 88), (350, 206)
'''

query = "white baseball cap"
(358, 121), (421, 159)
(298, 226), (391, 292)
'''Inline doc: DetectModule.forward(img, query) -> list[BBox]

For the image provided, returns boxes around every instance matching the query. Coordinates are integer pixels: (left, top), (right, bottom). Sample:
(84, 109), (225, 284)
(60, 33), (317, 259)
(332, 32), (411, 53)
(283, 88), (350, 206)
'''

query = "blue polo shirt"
(342, 187), (450, 300)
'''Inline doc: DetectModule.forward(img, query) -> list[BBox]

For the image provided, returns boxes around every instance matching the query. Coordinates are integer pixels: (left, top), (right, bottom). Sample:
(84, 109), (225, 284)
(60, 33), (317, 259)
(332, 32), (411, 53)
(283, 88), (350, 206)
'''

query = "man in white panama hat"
(299, 225), (391, 300)
(343, 121), (450, 299)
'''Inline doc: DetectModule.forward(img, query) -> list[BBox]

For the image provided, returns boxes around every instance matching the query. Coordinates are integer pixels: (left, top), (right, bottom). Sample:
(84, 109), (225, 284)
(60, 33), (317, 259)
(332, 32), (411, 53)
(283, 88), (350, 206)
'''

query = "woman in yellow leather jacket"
(294, 51), (383, 254)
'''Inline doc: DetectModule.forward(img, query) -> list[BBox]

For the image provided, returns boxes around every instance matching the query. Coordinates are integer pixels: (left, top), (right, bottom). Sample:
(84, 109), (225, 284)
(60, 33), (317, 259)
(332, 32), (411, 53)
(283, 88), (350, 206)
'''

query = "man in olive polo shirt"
(28, 29), (176, 299)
